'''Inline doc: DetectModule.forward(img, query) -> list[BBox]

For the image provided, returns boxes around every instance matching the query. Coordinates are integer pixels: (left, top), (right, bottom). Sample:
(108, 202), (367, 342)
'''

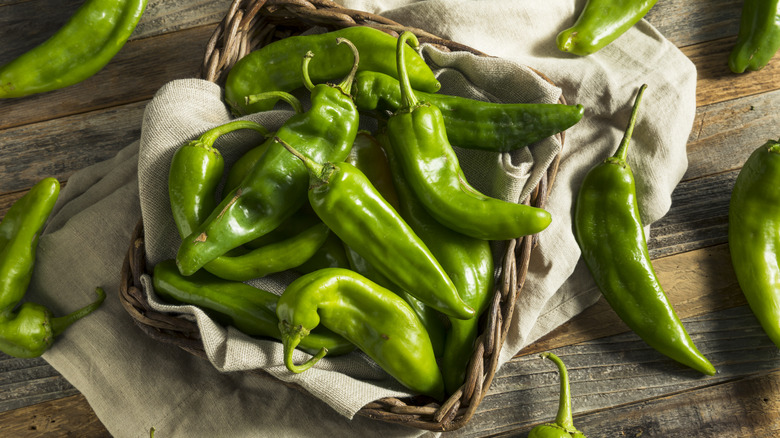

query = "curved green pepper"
(152, 260), (354, 356)
(728, 138), (780, 348)
(169, 120), (328, 281)
(556, 0), (658, 56)
(0, 0), (148, 98)
(728, 0), (780, 73)
(175, 39), (361, 276)
(379, 131), (494, 395)
(0, 178), (105, 358)
(277, 135), (474, 320)
(225, 26), (440, 115)
(352, 70), (584, 152)
(573, 85), (715, 375)
(528, 353), (587, 438)
(276, 267), (445, 400)
(386, 32), (552, 241)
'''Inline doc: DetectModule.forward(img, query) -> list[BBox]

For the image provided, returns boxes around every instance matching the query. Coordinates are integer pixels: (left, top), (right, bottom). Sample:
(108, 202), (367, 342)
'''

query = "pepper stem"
(279, 320), (328, 373)
(612, 84), (647, 163)
(51, 287), (106, 337)
(334, 38), (360, 95)
(274, 136), (335, 189)
(541, 352), (581, 434)
(397, 32), (420, 109)
(301, 51), (316, 91)
(197, 120), (271, 149)
(245, 91), (304, 114)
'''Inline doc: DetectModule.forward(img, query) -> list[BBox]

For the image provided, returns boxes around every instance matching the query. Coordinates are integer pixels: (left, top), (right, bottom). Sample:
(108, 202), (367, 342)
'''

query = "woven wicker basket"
(119, 0), (567, 431)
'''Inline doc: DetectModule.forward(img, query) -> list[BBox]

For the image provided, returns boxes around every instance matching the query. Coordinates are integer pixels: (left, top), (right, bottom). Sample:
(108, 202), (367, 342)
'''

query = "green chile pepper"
(276, 267), (445, 400)
(152, 260), (354, 356)
(175, 40), (361, 276)
(277, 137), (474, 321)
(528, 353), (587, 438)
(343, 132), (448, 358)
(728, 0), (780, 73)
(352, 70), (584, 152)
(169, 120), (327, 282)
(556, 0), (658, 56)
(379, 131), (494, 395)
(728, 138), (780, 348)
(386, 32), (552, 241)
(0, 0), (148, 98)
(573, 85), (715, 375)
(225, 26), (440, 115)
(0, 178), (105, 358)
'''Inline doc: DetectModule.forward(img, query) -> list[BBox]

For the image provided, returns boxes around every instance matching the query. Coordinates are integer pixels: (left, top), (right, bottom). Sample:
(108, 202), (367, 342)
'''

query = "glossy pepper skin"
(386, 32), (552, 241)
(276, 267), (445, 400)
(225, 26), (440, 115)
(573, 85), (716, 375)
(152, 259), (354, 356)
(728, 138), (780, 348)
(528, 353), (587, 438)
(352, 70), (584, 152)
(0, 0), (148, 98)
(342, 132), (447, 357)
(277, 137), (474, 320)
(556, 0), (658, 56)
(169, 120), (328, 281)
(379, 131), (494, 395)
(0, 178), (105, 358)
(728, 0), (780, 73)
(175, 39), (361, 276)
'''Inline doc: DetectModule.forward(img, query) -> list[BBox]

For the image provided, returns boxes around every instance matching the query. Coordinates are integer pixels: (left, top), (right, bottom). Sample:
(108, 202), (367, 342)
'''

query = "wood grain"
(0, 394), (110, 437)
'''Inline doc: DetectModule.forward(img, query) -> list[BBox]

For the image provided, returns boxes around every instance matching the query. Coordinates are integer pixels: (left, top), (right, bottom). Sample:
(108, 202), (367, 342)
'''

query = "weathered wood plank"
(0, 25), (211, 130)
(683, 36), (780, 108)
(644, 0), (741, 48)
(0, 100), (144, 195)
(455, 306), (780, 437)
(685, 89), (780, 181)
(0, 394), (110, 437)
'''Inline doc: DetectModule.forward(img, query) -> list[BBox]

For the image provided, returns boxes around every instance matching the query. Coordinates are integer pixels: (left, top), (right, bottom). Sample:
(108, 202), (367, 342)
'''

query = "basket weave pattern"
(119, 0), (565, 431)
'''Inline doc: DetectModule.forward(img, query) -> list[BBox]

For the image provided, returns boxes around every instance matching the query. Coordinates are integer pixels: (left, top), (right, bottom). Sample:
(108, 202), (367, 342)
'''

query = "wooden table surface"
(1, 0), (779, 436)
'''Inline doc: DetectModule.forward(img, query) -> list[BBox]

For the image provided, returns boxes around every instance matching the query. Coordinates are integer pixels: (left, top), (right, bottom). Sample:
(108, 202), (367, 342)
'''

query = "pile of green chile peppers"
(528, 353), (587, 438)
(0, 0), (148, 98)
(573, 84), (715, 376)
(728, 0), (780, 73)
(556, 0), (658, 56)
(276, 267), (445, 400)
(225, 26), (440, 115)
(0, 178), (105, 358)
(728, 138), (780, 348)
(385, 32), (553, 241)
(175, 39), (361, 276)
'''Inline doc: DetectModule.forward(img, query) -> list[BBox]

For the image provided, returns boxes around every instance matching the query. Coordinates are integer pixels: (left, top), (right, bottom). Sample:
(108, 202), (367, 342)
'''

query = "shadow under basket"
(118, 0), (568, 432)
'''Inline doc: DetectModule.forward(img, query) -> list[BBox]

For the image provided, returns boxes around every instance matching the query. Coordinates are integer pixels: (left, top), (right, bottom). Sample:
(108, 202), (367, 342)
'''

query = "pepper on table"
(573, 84), (716, 376)
(0, 178), (105, 358)
(728, 0), (780, 73)
(528, 353), (587, 438)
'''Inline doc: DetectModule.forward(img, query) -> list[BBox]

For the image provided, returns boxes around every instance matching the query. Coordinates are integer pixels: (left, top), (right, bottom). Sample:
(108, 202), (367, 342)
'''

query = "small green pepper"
(276, 267), (445, 400)
(386, 32), (552, 241)
(175, 39), (361, 276)
(528, 353), (587, 438)
(276, 136), (474, 321)
(351, 70), (584, 152)
(225, 26), (440, 115)
(152, 259), (354, 356)
(0, 0), (148, 98)
(728, 0), (780, 73)
(0, 178), (105, 358)
(573, 85), (716, 375)
(728, 138), (780, 348)
(556, 0), (658, 56)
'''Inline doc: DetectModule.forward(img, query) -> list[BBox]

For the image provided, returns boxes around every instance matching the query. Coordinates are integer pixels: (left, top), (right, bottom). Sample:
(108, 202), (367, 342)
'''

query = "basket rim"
(120, 0), (570, 432)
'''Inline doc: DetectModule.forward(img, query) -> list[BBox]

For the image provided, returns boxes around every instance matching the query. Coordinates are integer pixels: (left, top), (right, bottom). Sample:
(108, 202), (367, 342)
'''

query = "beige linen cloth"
(32, 0), (696, 436)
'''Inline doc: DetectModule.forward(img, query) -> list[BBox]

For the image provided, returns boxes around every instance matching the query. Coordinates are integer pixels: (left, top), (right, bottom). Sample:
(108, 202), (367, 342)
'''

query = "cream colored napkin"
(34, 1), (695, 436)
